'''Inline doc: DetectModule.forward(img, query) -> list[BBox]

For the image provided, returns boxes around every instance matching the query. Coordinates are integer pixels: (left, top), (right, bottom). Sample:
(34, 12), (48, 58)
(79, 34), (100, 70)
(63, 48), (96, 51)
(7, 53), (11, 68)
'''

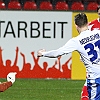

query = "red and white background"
(0, 11), (72, 78)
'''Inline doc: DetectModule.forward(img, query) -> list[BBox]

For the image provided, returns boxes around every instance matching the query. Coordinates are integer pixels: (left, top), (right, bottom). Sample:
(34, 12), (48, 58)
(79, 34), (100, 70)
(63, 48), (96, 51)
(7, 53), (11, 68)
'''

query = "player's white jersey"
(42, 30), (100, 79)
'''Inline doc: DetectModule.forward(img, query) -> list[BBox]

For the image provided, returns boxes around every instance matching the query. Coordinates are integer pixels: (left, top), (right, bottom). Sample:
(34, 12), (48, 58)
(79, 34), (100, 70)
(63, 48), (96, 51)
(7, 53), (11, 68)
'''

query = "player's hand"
(7, 72), (17, 84)
(37, 49), (46, 57)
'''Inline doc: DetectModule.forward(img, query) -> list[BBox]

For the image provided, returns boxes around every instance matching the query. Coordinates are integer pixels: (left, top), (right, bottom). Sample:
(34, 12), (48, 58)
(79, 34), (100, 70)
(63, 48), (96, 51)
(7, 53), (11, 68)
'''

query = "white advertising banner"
(0, 11), (72, 77)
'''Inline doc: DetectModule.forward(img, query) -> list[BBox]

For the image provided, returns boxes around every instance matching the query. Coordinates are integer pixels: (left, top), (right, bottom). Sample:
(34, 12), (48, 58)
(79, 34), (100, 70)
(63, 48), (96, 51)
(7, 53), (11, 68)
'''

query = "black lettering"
(79, 39), (84, 45)
(4, 21), (16, 38)
(43, 22), (51, 38)
(53, 22), (56, 38)
(90, 35), (94, 41)
(95, 33), (99, 39)
(0, 21), (5, 38)
(58, 22), (68, 38)
(18, 21), (27, 38)
(86, 37), (90, 43)
(31, 22), (40, 38)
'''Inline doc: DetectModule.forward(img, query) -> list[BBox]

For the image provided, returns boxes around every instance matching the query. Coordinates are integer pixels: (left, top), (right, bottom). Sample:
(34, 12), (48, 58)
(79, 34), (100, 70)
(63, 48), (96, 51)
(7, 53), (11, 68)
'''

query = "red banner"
(0, 47), (71, 78)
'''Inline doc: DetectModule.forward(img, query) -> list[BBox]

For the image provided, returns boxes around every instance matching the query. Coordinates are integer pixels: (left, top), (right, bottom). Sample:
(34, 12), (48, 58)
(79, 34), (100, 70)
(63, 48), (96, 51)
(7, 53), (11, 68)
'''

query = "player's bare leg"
(0, 81), (12, 92)
(0, 72), (17, 92)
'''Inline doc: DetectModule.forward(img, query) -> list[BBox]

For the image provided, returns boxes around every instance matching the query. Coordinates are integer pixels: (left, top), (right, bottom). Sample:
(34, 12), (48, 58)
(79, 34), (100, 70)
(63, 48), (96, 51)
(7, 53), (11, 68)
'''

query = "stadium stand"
(0, 0), (6, 9)
(86, 2), (99, 11)
(39, 0), (53, 10)
(55, 0), (69, 10)
(71, 1), (85, 11)
(23, 0), (37, 10)
(1, 0), (100, 11)
(8, 0), (22, 10)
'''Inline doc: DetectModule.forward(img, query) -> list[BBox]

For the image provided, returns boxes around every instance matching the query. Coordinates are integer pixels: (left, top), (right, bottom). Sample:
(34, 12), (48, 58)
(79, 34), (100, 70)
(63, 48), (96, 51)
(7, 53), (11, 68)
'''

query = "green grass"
(0, 79), (85, 100)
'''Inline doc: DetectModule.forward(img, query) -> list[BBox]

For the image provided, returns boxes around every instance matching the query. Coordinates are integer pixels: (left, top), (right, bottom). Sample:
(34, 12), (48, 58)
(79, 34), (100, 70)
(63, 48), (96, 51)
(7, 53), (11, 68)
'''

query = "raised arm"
(20, 52), (25, 68)
(37, 38), (77, 58)
(0, 47), (3, 65)
(13, 47), (19, 66)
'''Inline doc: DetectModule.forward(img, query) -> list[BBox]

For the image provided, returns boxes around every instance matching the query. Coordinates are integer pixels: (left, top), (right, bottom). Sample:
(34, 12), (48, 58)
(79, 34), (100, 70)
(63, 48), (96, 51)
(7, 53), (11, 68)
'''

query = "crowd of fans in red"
(0, 0), (100, 11)
(0, 47), (71, 78)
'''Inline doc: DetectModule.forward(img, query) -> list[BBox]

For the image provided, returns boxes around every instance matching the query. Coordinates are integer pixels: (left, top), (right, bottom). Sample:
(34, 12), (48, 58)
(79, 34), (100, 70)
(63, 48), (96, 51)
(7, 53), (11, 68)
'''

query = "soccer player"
(37, 12), (100, 100)
(0, 72), (17, 92)
(88, 6), (100, 31)
(81, 6), (100, 100)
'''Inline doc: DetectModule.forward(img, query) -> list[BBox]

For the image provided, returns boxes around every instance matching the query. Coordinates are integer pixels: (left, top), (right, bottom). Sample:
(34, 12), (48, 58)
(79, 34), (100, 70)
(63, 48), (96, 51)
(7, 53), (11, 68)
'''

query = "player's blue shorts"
(87, 78), (100, 100)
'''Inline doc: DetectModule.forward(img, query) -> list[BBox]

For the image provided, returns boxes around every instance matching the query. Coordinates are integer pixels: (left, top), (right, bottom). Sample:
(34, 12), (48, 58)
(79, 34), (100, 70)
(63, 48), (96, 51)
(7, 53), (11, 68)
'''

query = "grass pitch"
(0, 79), (85, 100)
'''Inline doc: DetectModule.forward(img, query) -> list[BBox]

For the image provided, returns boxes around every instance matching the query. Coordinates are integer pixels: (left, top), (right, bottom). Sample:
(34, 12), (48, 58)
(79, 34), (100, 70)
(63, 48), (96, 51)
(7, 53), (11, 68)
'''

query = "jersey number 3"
(84, 40), (100, 62)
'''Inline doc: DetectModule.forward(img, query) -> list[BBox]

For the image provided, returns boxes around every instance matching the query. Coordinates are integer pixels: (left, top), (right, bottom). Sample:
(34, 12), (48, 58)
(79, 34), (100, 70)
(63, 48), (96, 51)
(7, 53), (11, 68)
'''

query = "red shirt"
(88, 18), (100, 31)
